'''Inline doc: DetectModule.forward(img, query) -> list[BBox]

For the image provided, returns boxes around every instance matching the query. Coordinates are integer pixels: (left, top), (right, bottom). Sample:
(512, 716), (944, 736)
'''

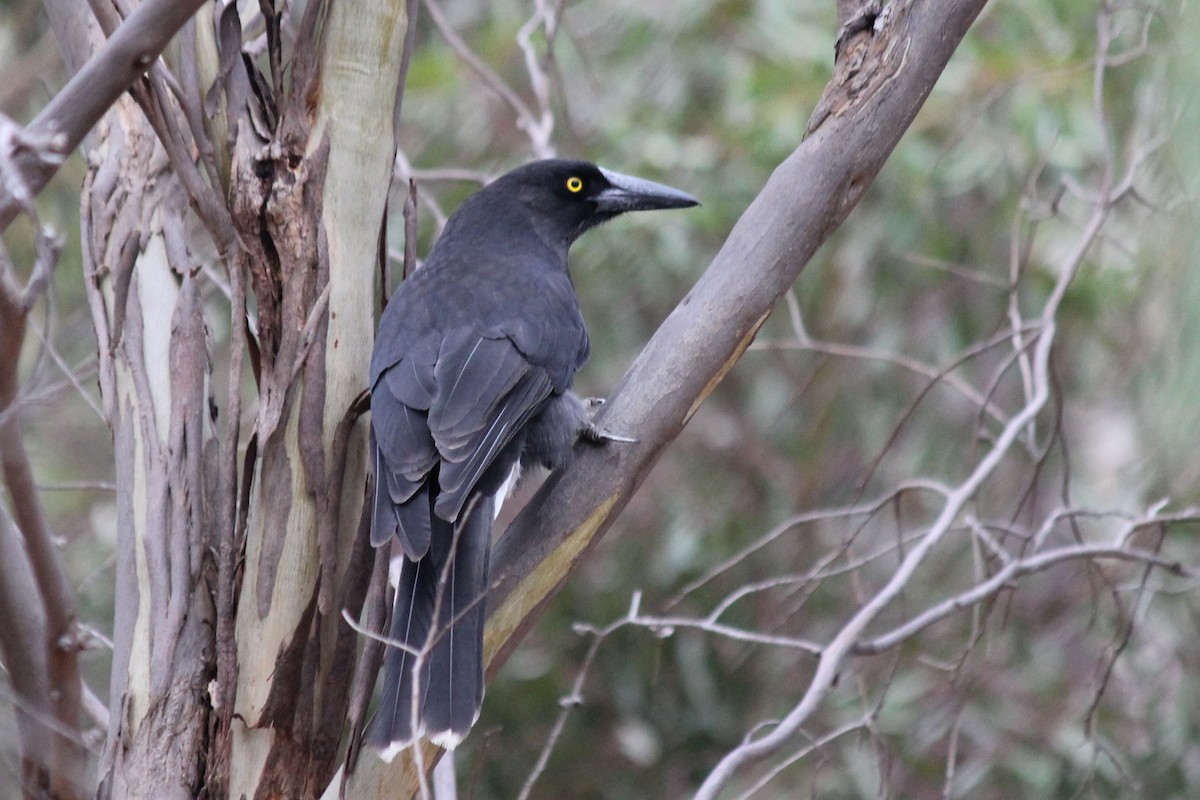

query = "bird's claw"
(580, 422), (637, 445)
(578, 397), (636, 444)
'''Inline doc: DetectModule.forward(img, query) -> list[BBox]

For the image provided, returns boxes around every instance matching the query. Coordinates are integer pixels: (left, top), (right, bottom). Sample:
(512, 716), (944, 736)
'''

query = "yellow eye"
(566, 176), (583, 193)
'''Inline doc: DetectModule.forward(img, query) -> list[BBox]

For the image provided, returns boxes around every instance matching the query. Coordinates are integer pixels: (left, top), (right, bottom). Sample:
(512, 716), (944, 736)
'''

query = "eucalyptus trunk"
(77, 2), (409, 796)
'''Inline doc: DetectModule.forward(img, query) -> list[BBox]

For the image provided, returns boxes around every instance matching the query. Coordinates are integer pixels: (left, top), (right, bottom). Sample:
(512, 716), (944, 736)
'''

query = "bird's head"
(492, 159), (700, 249)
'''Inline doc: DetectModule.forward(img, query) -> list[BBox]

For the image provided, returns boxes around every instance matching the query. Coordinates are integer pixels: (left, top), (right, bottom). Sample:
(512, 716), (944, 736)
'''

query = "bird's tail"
(365, 495), (493, 758)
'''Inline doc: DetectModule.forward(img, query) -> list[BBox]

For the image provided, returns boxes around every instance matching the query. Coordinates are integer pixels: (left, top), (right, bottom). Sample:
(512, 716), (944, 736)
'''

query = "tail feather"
(365, 494), (493, 757)
(365, 555), (435, 757)
(425, 497), (491, 747)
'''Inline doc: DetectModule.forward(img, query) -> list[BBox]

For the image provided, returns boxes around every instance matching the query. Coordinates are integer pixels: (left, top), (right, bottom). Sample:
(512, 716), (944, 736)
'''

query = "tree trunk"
(82, 92), (215, 797)
(225, 0), (408, 794)
(76, 2), (409, 796)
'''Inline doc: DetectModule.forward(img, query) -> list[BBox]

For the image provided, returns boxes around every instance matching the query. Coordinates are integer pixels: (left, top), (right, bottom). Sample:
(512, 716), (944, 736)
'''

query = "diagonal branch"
(486, 0), (993, 676)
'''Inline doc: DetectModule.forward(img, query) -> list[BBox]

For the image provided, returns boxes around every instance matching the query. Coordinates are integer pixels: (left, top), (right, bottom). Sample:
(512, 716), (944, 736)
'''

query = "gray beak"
(595, 167), (701, 214)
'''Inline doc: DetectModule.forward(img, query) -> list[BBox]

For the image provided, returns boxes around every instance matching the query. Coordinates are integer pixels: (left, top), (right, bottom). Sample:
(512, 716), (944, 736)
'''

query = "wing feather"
(427, 333), (553, 521)
(434, 369), (552, 521)
(372, 328), (555, 545)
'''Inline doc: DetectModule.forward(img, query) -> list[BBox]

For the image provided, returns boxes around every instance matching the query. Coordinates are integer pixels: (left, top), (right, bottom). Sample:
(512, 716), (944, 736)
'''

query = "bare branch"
(518, 592), (646, 800)
(0, 501), (54, 793)
(0, 0), (211, 232)
(732, 714), (874, 800)
(666, 483), (948, 608)
(750, 323), (1036, 428)
(856, 529), (1197, 654)
(514, 0), (559, 157)
(43, 0), (97, 75)
(0, 164), (85, 796)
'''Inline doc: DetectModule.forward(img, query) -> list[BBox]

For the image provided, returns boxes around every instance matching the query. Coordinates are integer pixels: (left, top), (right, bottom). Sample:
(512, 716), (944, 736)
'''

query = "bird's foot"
(580, 421), (637, 445)
(576, 395), (636, 444)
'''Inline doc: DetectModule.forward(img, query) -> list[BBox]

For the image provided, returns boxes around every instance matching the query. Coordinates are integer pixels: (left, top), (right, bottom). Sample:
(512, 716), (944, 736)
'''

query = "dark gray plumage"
(365, 159), (697, 757)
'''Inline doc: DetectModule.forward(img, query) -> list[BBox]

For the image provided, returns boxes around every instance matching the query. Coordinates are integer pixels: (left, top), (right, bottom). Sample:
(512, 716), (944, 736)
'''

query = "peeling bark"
(222, 1), (409, 795)
(83, 97), (217, 799)
(26, 0), (403, 796)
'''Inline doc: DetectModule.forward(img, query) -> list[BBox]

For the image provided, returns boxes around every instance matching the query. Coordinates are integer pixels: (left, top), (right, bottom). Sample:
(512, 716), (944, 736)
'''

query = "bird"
(364, 158), (698, 758)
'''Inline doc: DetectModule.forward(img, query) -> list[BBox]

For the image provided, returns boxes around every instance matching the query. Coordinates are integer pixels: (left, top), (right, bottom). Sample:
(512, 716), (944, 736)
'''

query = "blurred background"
(3, 0), (1199, 797)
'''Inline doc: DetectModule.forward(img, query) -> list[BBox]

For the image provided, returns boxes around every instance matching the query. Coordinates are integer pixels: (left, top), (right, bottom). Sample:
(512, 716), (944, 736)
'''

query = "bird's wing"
(371, 334), (440, 555)
(480, 272), (590, 392)
(371, 325), (555, 552)
(427, 328), (554, 521)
